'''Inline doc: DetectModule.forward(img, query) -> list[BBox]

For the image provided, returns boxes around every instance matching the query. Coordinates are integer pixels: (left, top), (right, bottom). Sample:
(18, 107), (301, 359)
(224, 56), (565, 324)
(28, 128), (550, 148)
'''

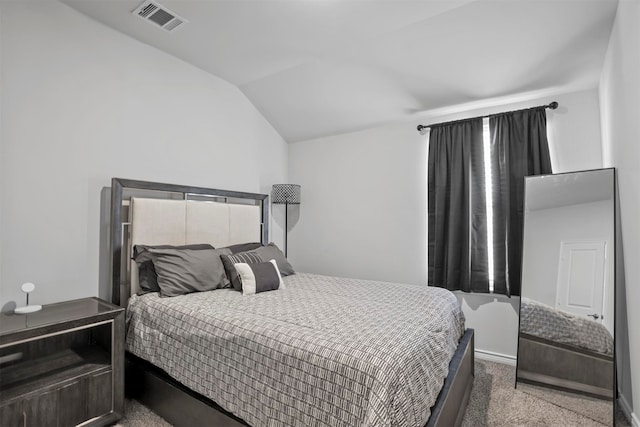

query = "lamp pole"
(284, 202), (289, 257)
(271, 184), (300, 259)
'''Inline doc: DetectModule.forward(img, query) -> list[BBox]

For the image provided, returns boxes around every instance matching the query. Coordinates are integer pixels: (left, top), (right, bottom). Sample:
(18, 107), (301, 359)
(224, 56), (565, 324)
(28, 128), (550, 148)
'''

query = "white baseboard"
(474, 349), (517, 366)
(619, 393), (639, 427)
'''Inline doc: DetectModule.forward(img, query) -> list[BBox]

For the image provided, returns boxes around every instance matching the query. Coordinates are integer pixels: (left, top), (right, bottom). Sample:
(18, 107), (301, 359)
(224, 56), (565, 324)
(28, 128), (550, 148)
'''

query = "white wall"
(289, 123), (428, 285)
(0, 1), (288, 309)
(289, 88), (604, 361)
(0, 2), (3, 304)
(546, 90), (604, 173)
(599, 0), (640, 422)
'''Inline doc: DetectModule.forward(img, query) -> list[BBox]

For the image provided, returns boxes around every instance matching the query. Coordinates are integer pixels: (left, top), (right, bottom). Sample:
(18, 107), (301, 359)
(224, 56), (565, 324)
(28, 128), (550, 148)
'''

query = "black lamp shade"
(272, 184), (301, 204)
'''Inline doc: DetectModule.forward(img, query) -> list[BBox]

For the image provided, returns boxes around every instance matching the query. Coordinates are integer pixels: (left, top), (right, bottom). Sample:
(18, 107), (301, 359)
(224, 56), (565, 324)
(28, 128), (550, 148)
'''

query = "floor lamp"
(271, 184), (301, 257)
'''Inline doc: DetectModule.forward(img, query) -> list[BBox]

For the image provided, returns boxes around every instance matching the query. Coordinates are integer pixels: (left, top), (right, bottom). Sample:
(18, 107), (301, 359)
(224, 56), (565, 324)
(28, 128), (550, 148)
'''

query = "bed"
(519, 298), (613, 357)
(110, 178), (475, 427)
(517, 298), (614, 399)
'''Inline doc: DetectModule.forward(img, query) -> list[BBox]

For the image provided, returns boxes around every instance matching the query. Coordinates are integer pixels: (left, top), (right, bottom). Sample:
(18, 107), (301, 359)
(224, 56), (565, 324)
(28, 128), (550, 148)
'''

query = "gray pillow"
(142, 247), (231, 297)
(253, 243), (295, 276)
(133, 244), (214, 295)
(224, 242), (263, 254)
(221, 243), (295, 292)
(221, 251), (264, 291)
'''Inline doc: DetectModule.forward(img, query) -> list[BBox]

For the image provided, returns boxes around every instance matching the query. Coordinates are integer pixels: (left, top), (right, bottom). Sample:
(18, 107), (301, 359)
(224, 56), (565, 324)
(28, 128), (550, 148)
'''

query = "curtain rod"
(416, 101), (558, 133)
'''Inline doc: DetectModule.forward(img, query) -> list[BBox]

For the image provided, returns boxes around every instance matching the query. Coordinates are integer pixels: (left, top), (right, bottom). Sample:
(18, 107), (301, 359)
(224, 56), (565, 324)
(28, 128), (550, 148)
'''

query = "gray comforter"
(126, 273), (465, 427)
(520, 298), (613, 356)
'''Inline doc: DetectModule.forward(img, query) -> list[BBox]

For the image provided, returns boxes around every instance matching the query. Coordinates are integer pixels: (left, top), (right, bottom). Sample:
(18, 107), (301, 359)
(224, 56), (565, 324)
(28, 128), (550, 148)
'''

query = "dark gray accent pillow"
(253, 243), (295, 276)
(234, 260), (283, 295)
(221, 252), (264, 291)
(224, 242), (263, 254)
(133, 244), (214, 295)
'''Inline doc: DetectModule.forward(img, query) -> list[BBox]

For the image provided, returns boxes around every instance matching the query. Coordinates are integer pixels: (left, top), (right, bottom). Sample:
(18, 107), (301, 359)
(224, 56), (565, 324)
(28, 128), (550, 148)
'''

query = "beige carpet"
(461, 359), (628, 427)
(117, 399), (171, 427)
(117, 359), (630, 426)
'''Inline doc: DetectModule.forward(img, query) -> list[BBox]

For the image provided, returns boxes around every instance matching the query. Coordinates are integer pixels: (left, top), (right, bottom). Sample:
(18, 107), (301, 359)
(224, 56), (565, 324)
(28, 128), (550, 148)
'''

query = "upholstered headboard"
(110, 178), (269, 306)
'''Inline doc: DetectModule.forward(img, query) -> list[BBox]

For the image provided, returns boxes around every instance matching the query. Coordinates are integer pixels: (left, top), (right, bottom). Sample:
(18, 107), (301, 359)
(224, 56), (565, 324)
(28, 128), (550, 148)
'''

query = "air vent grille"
(133, 1), (188, 32)
(138, 3), (157, 18)
(164, 18), (184, 31)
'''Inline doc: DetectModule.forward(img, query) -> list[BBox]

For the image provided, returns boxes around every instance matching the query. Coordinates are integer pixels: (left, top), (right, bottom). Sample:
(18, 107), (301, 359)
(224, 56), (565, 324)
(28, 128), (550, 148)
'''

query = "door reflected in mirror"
(516, 168), (615, 426)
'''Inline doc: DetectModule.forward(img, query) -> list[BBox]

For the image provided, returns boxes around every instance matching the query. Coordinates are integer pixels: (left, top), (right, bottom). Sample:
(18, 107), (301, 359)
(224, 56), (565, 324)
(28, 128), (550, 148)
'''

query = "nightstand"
(0, 297), (124, 426)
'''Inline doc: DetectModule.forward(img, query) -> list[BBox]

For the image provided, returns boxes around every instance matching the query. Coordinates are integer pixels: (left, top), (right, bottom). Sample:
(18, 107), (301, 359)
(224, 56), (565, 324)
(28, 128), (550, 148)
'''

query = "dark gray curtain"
(428, 119), (487, 292)
(489, 107), (552, 296)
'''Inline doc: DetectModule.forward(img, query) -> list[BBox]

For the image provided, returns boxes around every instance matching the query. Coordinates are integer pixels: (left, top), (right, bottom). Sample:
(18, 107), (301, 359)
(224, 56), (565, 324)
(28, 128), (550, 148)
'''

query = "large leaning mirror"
(516, 168), (616, 425)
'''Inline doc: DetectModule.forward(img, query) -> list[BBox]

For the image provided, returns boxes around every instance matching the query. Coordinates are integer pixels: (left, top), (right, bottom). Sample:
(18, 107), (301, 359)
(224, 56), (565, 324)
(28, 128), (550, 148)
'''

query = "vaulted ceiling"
(62, 0), (619, 142)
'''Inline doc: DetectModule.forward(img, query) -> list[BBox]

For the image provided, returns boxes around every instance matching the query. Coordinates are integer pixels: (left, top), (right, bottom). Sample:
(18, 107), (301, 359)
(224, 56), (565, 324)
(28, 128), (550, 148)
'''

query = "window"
(427, 107), (553, 296)
(482, 119), (495, 292)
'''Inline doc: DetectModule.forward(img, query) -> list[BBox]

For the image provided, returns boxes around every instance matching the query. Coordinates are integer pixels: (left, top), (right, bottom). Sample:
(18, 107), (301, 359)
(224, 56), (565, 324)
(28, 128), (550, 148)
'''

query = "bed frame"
(110, 177), (475, 427)
(516, 332), (614, 400)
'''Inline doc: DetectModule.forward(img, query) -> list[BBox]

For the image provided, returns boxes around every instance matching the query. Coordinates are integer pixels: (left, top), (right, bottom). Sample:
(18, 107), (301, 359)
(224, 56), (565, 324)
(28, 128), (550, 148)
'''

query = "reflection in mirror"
(516, 168), (615, 425)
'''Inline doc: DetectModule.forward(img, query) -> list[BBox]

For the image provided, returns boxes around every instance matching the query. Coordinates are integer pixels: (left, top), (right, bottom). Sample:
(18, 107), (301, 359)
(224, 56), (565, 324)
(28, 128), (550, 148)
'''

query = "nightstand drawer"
(87, 370), (113, 419)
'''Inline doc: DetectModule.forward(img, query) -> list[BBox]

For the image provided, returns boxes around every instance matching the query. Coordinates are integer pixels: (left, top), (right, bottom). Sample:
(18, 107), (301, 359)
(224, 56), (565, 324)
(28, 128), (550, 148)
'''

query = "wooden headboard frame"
(110, 178), (269, 307)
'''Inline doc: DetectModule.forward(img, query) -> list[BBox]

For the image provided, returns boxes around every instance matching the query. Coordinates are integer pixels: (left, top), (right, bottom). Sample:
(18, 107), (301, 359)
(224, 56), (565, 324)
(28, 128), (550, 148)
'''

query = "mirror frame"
(515, 167), (617, 425)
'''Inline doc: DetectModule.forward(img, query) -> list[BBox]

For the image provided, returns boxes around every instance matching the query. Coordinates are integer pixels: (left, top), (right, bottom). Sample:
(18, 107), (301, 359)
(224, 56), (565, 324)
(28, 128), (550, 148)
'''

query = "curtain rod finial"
(548, 101), (559, 110)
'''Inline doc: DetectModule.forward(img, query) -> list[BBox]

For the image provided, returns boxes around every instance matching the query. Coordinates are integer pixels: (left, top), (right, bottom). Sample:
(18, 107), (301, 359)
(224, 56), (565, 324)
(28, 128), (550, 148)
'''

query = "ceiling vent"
(132, 1), (188, 32)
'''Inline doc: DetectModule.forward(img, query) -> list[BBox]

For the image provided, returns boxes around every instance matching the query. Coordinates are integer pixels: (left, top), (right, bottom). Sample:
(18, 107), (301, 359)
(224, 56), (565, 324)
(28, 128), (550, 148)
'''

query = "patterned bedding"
(520, 298), (613, 356)
(126, 272), (465, 427)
